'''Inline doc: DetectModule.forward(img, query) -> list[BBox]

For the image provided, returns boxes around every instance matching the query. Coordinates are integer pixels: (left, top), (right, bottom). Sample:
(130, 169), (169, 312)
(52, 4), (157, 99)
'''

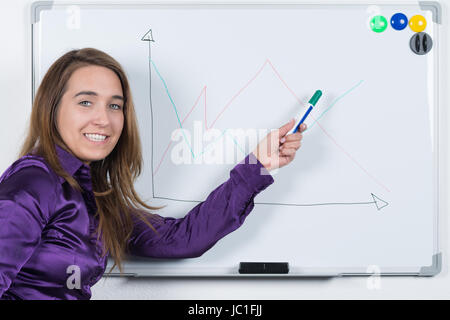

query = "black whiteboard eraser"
(239, 262), (289, 274)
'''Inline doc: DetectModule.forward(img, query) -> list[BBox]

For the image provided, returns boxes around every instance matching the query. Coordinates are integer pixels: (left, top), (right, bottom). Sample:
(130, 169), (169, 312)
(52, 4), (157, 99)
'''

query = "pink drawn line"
(154, 61), (269, 175)
(265, 61), (390, 192)
(153, 59), (391, 193)
(208, 60), (269, 129)
(153, 86), (207, 175)
(153, 61), (268, 175)
(313, 121), (391, 193)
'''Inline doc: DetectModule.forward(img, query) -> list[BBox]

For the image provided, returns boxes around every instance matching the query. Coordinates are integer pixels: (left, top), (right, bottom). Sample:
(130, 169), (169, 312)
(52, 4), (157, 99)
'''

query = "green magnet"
(370, 15), (388, 33)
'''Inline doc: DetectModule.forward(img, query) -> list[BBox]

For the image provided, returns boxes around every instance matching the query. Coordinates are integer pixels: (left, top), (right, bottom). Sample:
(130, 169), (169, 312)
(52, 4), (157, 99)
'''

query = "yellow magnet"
(409, 15), (427, 32)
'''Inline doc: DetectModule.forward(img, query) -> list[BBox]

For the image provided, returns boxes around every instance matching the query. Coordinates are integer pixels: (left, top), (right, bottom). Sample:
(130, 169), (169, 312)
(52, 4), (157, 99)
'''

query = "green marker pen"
(288, 90), (322, 134)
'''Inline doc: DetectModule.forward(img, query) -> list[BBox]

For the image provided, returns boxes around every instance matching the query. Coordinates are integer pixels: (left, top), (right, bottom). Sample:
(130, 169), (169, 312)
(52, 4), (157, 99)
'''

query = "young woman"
(0, 48), (305, 300)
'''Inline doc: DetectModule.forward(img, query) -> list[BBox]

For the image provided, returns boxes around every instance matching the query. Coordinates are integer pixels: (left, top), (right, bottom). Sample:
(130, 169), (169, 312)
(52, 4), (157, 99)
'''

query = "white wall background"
(0, 0), (449, 299)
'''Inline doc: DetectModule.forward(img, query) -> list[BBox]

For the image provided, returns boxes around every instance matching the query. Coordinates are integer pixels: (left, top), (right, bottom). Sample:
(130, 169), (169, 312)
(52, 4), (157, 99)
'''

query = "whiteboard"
(32, 1), (441, 276)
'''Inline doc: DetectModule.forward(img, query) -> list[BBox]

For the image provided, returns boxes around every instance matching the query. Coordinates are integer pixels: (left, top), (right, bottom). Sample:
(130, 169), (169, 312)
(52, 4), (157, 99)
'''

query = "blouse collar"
(54, 143), (92, 190)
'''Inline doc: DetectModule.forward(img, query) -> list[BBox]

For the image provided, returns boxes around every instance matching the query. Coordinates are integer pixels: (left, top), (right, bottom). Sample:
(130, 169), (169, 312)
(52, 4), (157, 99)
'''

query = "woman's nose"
(92, 106), (110, 125)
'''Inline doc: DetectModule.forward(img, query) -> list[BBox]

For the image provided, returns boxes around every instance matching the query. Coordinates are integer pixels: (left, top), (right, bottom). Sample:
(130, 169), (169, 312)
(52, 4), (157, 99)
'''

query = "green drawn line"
(151, 58), (362, 159)
(152, 59), (232, 159)
(198, 129), (229, 157)
(225, 132), (247, 155)
(151, 59), (195, 158)
(309, 80), (364, 130)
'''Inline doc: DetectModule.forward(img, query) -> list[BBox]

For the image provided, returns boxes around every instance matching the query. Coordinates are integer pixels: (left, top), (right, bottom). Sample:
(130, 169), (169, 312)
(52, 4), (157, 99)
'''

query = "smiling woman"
(2, 48), (168, 291)
(56, 65), (125, 165)
(0, 48), (303, 300)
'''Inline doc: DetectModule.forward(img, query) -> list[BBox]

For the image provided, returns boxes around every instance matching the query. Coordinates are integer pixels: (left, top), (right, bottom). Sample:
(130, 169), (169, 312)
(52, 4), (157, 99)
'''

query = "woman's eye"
(79, 101), (91, 106)
(110, 104), (122, 110)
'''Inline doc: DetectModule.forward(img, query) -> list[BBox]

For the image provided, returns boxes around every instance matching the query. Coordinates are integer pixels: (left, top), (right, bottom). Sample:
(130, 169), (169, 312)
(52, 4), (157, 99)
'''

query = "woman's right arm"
(0, 164), (56, 297)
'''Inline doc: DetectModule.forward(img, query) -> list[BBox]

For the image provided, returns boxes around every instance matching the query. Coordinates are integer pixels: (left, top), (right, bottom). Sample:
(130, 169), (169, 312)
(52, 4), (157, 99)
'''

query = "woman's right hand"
(251, 119), (307, 172)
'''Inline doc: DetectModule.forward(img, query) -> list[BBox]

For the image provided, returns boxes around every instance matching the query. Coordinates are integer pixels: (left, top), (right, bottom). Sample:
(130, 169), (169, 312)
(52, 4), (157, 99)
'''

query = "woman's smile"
(83, 133), (111, 145)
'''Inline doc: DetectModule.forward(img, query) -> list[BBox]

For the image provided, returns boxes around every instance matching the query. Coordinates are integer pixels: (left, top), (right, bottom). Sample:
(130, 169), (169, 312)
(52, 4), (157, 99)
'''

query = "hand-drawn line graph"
(142, 29), (389, 210)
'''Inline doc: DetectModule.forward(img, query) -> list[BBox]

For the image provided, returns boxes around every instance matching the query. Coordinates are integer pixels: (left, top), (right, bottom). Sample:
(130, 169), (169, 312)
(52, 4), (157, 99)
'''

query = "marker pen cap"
(308, 90), (322, 106)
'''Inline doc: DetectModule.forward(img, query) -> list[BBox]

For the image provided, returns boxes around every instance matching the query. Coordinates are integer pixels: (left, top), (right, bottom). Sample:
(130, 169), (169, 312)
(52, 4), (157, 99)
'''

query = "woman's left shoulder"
(0, 154), (56, 185)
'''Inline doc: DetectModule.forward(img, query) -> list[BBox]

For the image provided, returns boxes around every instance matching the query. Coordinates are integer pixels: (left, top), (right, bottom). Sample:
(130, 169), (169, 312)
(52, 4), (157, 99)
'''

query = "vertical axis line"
(148, 41), (155, 198)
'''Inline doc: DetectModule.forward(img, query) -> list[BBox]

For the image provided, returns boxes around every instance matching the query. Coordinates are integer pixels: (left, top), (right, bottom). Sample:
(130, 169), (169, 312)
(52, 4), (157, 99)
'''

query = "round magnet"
(370, 15), (388, 33)
(410, 32), (433, 55)
(390, 13), (408, 30)
(409, 15), (427, 32)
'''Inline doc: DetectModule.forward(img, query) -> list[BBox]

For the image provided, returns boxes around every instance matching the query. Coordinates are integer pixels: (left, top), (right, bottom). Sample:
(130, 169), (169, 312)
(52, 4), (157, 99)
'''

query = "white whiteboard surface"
(32, 1), (441, 276)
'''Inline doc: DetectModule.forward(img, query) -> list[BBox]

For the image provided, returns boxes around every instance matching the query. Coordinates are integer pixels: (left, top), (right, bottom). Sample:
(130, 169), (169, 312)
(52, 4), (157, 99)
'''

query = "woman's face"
(56, 65), (125, 165)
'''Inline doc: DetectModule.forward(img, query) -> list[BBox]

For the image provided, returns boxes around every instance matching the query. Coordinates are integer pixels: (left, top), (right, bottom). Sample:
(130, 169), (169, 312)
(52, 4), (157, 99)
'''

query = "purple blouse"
(0, 144), (273, 300)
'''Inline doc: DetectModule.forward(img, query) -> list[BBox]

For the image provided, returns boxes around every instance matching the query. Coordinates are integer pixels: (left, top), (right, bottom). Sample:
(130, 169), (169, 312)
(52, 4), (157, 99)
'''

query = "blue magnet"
(390, 13), (408, 30)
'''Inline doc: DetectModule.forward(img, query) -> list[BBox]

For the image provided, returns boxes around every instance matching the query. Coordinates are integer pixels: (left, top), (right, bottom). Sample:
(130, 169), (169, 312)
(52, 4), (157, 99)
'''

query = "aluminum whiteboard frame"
(31, 1), (442, 277)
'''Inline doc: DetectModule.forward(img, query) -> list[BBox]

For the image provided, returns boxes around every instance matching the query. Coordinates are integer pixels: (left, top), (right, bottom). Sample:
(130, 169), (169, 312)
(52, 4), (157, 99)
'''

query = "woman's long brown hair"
(18, 48), (165, 275)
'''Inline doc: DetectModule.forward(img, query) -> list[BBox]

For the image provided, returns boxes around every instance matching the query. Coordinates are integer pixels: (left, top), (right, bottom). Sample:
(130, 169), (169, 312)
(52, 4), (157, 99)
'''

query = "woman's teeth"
(84, 133), (107, 141)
